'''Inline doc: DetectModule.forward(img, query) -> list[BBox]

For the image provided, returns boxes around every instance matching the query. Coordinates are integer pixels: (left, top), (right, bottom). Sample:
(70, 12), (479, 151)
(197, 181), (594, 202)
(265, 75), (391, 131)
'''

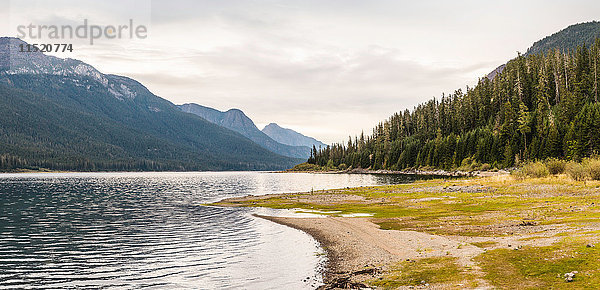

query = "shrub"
(544, 158), (566, 175)
(584, 158), (600, 180)
(480, 163), (491, 171)
(511, 161), (549, 179)
(566, 162), (588, 181)
(459, 157), (475, 171)
(289, 162), (321, 171)
(326, 159), (334, 168)
(521, 161), (549, 178)
(511, 169), (527, 180)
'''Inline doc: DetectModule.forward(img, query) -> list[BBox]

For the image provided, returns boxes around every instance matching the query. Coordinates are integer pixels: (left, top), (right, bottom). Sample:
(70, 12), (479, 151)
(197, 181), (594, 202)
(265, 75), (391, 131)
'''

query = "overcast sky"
(1, 0), (599, 144)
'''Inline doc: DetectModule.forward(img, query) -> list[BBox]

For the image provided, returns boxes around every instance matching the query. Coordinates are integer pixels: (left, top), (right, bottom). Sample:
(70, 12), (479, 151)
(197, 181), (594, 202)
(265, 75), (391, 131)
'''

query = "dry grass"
(566, 162), (588, 181)
(512, 161), (549, 179)
(545, 158), (567, 175)
(584, 158), (600, 180)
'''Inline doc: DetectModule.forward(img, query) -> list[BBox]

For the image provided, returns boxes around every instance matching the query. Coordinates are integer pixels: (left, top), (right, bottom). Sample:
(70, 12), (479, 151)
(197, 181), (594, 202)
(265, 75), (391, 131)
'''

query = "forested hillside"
(527, 21), (600, 56)
(309, 38), (600, 171)
(0, 37), (301, 172)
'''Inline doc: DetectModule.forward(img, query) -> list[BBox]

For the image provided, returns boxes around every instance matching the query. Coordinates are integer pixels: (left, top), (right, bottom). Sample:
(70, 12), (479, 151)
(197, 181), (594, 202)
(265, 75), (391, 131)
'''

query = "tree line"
(309, 39), (600, 170)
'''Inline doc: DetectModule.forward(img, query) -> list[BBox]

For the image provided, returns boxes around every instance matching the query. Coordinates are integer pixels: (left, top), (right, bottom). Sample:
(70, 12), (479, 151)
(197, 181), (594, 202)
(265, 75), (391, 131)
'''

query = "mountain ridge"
(262, 123), (326, 149)
(526, 21), (600, 56)
(178, 103), (311, 159)
(487, 21), (600, 80)
(0, 37), (302, 171)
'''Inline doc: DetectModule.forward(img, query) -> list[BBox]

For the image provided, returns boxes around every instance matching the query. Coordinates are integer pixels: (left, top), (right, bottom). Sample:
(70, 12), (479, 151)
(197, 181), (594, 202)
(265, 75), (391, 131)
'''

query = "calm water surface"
(0, 172), (426, 289)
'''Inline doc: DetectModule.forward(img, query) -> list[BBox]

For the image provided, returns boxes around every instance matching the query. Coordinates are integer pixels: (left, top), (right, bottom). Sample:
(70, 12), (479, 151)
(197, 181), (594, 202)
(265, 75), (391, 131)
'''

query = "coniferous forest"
(309, 39), (600, 171)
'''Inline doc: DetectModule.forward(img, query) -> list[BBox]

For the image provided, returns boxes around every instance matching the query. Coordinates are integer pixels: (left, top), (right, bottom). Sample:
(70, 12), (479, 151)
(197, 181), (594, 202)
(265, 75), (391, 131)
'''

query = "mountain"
(526, 21), (600, 56)
(262, 123), (326, 149)
(178, 103), (311, 159)
(488, 21), (600, 80)
(485, 64), (506, 80)
(0, 37), (302, 171)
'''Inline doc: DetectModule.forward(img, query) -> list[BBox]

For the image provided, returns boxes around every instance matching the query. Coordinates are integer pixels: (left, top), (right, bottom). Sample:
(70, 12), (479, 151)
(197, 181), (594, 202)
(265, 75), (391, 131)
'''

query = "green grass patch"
(376, 218), (501, 237)
(471, 241), (498, 248)
(370, 257), (476, 288)
(476, 240), (600, 288)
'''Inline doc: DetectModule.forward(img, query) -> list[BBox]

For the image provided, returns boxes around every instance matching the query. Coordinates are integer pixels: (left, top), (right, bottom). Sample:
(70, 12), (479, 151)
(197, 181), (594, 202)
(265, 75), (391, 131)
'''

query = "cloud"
(0, 0), (9, 36)
(4, 0), (600, 143)
(117, 41), (490, 142)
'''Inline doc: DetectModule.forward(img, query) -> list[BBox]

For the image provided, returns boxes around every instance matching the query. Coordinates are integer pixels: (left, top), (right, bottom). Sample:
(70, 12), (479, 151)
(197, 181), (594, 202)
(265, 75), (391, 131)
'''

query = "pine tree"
(308, 40), (600, 171)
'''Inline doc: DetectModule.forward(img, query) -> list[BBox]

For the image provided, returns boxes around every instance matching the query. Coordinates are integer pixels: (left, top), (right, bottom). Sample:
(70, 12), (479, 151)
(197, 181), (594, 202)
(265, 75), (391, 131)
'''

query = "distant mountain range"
(0, 37), (311, 171)
(262, 123), (326, 149)
(178, 104), (315, 159)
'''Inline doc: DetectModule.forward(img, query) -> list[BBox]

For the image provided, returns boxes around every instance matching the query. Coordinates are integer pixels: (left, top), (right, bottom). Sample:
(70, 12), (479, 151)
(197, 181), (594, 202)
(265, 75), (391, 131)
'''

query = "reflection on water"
(0, 172), (427, 289)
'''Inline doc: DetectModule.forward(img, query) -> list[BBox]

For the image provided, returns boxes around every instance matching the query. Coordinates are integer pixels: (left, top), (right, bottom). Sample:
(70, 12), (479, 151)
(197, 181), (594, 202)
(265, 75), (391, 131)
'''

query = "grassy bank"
(214, 172), (600, 288)
(286, 162), (504, 177)
(286, 162), (344, 172)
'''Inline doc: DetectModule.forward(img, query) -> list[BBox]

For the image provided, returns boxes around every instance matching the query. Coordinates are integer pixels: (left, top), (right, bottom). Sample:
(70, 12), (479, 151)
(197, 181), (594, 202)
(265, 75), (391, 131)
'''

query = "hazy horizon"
(1, 0), (599, 144)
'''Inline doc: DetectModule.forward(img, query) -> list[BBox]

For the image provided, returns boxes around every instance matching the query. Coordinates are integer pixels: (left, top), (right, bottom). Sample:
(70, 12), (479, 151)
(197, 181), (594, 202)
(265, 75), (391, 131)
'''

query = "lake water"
(0, 172), (428, 289)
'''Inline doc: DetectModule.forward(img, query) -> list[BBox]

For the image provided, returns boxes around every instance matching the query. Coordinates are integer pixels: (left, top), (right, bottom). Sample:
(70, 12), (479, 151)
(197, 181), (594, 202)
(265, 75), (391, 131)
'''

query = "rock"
(319, 276), (368, 289)
(564, 271), (577, 282)
(519, 220), (537, 226)
(587, 243), (595, 248)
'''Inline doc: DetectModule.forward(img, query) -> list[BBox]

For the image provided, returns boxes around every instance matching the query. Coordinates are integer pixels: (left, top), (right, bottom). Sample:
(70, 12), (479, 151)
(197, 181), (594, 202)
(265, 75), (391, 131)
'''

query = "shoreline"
(284, 167), (510, 178)
(254, 214), (485, 289)
(0, 167), (510, 178)
(216, 175), (600, 288)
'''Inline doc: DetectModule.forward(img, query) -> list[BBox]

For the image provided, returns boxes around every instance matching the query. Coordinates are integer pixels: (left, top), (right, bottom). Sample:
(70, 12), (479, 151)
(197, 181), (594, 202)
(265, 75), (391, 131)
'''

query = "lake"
(0, 171), (429, 289)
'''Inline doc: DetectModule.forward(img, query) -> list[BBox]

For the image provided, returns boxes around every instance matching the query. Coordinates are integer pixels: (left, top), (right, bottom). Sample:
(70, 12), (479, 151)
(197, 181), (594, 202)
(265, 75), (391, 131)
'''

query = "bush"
(566, 162), (588, 181)
(480, 163), (491, 171)
(584, 158), (600, 180)
(511, 169), (527, 180)
(521, 161), (550, 178)
(289, 162), (327, 172)
(326, 159), (334, 169)
(544, 158), (566, 175)
(458, 157), (474, 171)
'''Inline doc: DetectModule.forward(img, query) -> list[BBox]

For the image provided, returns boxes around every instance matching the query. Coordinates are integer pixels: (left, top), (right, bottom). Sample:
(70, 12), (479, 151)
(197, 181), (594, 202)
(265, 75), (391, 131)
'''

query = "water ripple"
(0, 172), (415, 289)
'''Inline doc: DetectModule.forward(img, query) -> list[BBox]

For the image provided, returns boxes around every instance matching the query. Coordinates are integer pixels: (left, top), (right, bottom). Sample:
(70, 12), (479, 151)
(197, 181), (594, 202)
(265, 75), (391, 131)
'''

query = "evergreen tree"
(308, 39), (600, 170)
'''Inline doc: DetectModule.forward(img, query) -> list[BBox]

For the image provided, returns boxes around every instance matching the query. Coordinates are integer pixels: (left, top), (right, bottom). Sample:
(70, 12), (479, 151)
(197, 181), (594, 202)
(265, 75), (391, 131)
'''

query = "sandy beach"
(258, 215), (485, 288)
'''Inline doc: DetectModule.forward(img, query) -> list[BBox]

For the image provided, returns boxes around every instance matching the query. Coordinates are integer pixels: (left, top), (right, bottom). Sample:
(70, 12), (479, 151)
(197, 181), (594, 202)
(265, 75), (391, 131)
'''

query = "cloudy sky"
(1, 0), (599, 143)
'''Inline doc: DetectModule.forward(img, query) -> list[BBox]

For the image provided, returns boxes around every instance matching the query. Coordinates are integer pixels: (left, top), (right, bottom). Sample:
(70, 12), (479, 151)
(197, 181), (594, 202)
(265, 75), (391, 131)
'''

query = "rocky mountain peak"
(0, 37), (136, 100)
